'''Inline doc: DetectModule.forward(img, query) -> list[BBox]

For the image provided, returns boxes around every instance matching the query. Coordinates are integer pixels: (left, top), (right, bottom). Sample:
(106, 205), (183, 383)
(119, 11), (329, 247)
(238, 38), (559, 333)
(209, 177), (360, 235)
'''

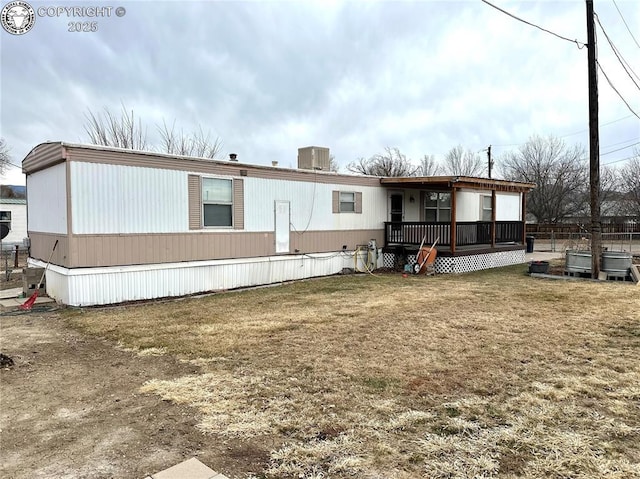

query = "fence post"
(14, 244), (19, 268)
(3, 250), (8, 281)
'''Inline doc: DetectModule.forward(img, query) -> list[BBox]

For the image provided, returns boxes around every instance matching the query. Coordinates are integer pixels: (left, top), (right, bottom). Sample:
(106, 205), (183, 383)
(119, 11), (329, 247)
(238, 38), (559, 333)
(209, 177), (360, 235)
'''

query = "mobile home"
(23, 142), (534, 306)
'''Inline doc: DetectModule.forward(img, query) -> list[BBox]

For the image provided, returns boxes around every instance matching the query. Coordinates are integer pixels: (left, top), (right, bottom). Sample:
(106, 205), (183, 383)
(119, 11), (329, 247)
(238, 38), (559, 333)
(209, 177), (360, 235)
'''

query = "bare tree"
(158, 120), (223, 158)
(570, 164), (621, 221)
(347, 147), (419, 176)
(328, 154), (339, 173)
(618, 149), (640, 219)
(84, 103), (148, 150)
(84, 104), (223, 158)
(500, 135), (587, 223)
(418, 154), (442, 176)
(596, 165), (619, 217)
(442, 145), (485, 176)
(0, 138), (11, 176)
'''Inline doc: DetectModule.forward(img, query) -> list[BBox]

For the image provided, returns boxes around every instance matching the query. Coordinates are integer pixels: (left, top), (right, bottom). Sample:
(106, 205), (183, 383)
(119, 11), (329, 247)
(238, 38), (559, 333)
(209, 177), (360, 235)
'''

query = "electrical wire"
(602, 154), (639, 166)
(290, 167), (318, 235)
(301, 251), (352, 261)
(597, 61), (640, 120)
(600, 137), (640, 148)
(353, 245), (379, 276)
(480, 0), (586, 49)
(612, 0), (640, 49)
(595, 13), (640, 88)
(2, 160), (21, 169)
(491, 116), (636, 148)
(493, 115), (633, 148)
(601, 141), (640, 156)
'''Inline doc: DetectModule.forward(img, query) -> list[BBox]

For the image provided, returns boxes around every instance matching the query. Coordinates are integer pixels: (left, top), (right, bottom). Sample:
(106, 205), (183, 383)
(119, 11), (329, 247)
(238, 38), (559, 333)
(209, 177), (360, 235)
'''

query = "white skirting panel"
(382, 249), (526, 274)
(28, 252), (359, 307)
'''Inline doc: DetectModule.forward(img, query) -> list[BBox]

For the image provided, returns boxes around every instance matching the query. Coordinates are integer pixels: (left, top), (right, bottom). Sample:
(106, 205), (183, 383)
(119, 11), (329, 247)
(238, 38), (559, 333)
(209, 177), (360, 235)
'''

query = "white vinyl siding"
(244, 179), (381, 232)
(69, 162), (384, 235)
(70, 162), (188, 234)
(496, 192), (522, 221)
(27, 162), (67, 234)
(0, 205), (27, 243)
(456, 190), (521, 222)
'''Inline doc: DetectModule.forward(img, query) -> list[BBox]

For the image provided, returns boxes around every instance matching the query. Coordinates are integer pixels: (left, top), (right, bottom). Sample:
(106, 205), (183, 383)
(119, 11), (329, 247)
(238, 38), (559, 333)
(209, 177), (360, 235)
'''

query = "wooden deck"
(384, 221), (526, 256)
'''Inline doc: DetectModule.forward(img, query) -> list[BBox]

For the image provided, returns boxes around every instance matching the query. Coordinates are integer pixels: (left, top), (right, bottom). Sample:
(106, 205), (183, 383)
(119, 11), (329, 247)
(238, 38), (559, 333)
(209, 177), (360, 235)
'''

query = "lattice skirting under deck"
(382, 249), (525, 274)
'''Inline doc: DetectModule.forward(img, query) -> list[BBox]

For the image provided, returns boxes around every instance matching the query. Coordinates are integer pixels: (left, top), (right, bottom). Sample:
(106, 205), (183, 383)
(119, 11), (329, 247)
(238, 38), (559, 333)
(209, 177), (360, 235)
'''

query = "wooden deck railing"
(384, 221), (524, 247)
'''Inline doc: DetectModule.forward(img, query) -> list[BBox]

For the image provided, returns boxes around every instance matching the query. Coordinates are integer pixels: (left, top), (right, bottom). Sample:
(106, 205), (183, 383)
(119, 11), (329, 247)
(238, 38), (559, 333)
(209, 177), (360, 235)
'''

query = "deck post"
(521, 192), (527, 245)
(491, 190), (496, 248)
(451, 187), (457, 254)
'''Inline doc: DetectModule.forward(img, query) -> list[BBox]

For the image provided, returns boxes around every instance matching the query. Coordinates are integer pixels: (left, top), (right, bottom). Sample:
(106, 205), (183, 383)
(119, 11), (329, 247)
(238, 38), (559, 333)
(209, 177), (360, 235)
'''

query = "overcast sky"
(1, 0), (638, 186)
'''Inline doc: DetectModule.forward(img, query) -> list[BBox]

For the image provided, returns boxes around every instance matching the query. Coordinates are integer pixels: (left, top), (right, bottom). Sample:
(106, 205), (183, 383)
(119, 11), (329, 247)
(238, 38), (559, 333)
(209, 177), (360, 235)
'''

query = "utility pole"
(487, 145), (493, 179)
(586, 0), (601, 278)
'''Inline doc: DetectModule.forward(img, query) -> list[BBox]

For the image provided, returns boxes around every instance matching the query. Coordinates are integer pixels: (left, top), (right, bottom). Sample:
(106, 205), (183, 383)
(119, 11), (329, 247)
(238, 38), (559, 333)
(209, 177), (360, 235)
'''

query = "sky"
(1, 0), (639, 186)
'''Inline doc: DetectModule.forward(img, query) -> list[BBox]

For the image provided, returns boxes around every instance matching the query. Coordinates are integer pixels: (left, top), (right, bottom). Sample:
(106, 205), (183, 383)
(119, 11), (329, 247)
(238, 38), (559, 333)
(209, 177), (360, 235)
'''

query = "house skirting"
(28, 249), (382, 307)
(382, 248), (526, 274)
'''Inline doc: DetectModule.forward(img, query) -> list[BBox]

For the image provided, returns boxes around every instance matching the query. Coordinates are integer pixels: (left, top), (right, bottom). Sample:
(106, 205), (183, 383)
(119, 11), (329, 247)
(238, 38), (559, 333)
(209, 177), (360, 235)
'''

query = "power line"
(3, 160), (22, 170)
(612, 0), (640, 49)
(480, 0), (586, 49)
(601, 137), (640, 148)
(602, 154), (638, 166)
(551, 115), (636, 140)
(491, 115), (635, 147)
(595, 13), (640, 89)
(601, 141), (640, 156)
(597, 61), (640, 120)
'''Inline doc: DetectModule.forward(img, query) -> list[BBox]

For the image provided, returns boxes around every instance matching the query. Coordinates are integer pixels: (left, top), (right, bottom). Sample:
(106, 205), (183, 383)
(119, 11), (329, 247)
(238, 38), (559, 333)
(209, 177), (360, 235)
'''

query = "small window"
(339, 192), (356, 212)
(481, 195), (492, 221)
(424, 192), (451, 222)
(202, 178), (233, 227)
(0, 211), (11, 221)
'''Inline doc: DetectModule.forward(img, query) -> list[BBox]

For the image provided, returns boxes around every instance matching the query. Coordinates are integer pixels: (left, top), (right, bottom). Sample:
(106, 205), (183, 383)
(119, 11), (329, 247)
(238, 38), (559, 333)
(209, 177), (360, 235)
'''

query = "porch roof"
(380, 176), (535, 193)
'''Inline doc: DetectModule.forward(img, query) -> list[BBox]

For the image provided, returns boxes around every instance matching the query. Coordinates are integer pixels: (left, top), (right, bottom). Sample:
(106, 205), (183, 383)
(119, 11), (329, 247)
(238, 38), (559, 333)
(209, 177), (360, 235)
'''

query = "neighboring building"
(0, 197), (27, 246)
(22, 142), (534, 306)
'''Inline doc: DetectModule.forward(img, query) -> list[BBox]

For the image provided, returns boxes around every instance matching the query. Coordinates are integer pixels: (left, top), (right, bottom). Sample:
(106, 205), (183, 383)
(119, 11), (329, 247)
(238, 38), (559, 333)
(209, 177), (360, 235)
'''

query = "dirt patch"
(1, 249), (28, 290)
(0, 313), (270, 479)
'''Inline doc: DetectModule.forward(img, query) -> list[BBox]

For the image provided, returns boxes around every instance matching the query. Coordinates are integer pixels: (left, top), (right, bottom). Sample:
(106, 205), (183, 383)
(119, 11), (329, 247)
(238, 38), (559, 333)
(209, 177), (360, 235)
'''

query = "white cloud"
(1, 0), (638, 186)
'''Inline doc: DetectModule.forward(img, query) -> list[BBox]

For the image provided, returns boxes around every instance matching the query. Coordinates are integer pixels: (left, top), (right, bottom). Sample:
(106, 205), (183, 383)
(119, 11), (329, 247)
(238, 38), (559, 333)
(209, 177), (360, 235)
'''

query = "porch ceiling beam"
(380, 176), (535, 193)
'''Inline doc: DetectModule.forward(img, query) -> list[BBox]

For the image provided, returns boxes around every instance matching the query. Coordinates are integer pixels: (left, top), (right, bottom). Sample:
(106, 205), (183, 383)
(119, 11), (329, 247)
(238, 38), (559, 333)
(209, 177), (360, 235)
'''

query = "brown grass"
(64, 265), (640, 478)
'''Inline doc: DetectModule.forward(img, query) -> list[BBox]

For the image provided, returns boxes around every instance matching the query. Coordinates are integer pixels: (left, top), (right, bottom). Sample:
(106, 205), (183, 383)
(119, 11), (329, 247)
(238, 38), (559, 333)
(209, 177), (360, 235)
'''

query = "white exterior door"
(275, 200), (290, 253)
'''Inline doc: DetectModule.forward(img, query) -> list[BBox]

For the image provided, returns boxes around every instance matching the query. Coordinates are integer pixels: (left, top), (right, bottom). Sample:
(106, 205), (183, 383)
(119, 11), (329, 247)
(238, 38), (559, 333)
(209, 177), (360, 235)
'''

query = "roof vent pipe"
(229, 153), (238, 162)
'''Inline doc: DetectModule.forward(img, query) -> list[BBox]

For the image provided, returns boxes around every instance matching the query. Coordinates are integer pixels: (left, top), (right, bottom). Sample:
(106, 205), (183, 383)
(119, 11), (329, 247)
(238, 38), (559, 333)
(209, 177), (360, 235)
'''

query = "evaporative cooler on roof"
(297, 146), (330, 171)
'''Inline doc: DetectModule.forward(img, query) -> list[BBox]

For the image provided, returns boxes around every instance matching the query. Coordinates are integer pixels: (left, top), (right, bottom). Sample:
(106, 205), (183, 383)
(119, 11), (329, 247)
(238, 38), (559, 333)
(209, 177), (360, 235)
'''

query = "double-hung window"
(332, 191), (362, 214)
(202, 178), (233, 227)
(424, 192), (451, 222)
(339, 192), (356, 212)
(481, 195), (492, 221)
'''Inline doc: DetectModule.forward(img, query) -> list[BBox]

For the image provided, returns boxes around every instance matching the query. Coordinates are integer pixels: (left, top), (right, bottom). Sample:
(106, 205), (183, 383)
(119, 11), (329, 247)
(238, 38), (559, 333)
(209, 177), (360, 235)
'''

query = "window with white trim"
(424, 192), (451, 222)
(481, 195), (492, 221)
(202, 178), (233, 227)
(339, 191), (356, 212)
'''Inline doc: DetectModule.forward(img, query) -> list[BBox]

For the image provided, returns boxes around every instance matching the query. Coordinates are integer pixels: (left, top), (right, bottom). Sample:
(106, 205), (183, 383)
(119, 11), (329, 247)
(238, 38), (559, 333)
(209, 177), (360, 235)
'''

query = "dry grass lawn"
(65, 264), (640, 478)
